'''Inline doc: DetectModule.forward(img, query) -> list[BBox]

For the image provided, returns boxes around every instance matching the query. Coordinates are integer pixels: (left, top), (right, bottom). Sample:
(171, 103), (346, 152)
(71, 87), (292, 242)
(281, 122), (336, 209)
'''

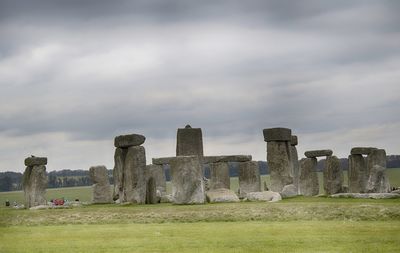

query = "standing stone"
(169, 156), (205, 204)
(113, 148), (126, 201)
(209, 162), (230, 190)
(23, 163), (47, 208)
(290, 135), (300, 194)
(123, 146), (147, 204)
(367, 149), (386, 176)
(176, 125), (204, 157)
(348, 154), (367, 193)
(238, 161), (261, 198)
(366, 149), (390, 193)
(263, 128), (293, 192)
(145, 176), (158, 204)
(323, 156), (343, 195)
(146, 164), (167, 204)
(89, 165), (112, 204)
(299, 158), (319, 196)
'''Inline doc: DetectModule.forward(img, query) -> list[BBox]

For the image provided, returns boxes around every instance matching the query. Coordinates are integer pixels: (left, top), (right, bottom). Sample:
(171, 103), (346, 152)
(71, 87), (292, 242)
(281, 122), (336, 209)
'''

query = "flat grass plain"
(0, 169), (400, 253)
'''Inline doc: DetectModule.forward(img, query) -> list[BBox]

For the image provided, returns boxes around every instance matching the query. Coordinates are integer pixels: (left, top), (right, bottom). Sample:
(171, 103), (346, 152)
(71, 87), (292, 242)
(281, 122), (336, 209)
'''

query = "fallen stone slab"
(204, 155), (252, 164)
(280, 184), (297, 198)
(245, 191), (282, 202)
(24, 156), (47, 166)
(330, 193), (400, 199)
(114, 134), (145, 148)
(263, 128), (292, 142)
(206, 188), (240, 203)
(304, 150), (333, 158)
(350, 147), (377, 155)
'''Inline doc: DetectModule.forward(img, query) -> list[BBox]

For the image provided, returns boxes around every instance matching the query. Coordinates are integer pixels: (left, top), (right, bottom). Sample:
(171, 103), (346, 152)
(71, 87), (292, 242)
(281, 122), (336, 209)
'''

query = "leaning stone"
(89, 165), (112, 204)
(263, 128), (292, 142)
(113, 148), (126, 201)
(246, 191), (282, 202)
(290, 135), (298, 146)
(23, 165), (47, 208)
(366, 165), (390, 193)
(350, 147), (377, 155)
(114, 134), (145, 148)
(209, 162), (230, 190)
(169, 156), (205, 204)
(267, 141), (293, 192)
(348, 154), (367, 193)
(323, 156), (343, 195)
(280, 184), (297, 198)
(299, 158), (319, 196)
(204, 155), (252, 164)
(123, 146), (147, 204)
(238, 161), (261, 198)
(24, 156), (47, 166)
(330, 193), (400, 199)
(206, 188), (240, 203)
(176, 125), (204, 156)
(304, 150), (333, 158)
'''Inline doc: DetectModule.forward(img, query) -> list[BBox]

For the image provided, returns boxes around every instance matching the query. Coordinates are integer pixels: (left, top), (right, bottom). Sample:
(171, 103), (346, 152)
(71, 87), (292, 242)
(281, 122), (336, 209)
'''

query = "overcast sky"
(1, 0), (399, 172)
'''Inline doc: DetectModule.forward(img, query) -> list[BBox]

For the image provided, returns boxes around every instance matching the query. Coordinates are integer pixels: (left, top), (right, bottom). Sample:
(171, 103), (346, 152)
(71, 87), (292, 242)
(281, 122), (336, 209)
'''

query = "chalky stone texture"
(350, 147), (377, 155)
(290, 145), (300, 193)
(123, 146), (147, 204)
(267, 141), (293, 192)
(23, 165), (47, 208)
(246, 191), (282, 202)
(366, 165), (390, 193)
(145, 176), (158, 204)
(146, 164), (167, 197)
(152, 157), (174, 165)
(263, 128), (292, 142)
(348, 154), (367, 193)
(299, 158), (319, 196)
(176, 125), (204, 157)
(280, 184), (297, 198)
(89, 166), (112, 204)
(169, 156), (205, 204)
(112, 148), (126, 201)
(206, 188), (239, 203)
(24, 157), (47, 166)
(304, 150), (333, 158)
(209, 162), (230, 190)
(114, 134), (145, 148)
(367, 149), (386, 176)
(238, 161), (261, 198)
(323, 156), (343, 195)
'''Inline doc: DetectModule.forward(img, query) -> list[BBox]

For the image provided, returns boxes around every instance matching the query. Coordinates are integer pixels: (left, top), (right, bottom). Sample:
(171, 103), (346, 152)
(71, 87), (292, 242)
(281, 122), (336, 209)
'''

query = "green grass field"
(1, 168), (399, 252)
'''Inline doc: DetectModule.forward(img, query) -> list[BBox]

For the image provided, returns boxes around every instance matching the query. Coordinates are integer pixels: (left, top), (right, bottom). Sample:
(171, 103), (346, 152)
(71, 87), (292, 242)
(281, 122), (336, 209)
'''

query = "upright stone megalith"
(290, 135), (300, 194)
(299, 158), (319, 196)
(263, 127), (293, 192)
(176, 125), (204, 157)
(209, 162), (230, 190)
(348, 154), (367, 193)
(89, 165), (112, 204)
(366, 149), (390, 193)
(146, 164), (167, 204)
(238, 161), (261, 198)
(23, 156), (48, 208)
(112, 134), (147, 204)
(323, 156), (343, 195)
(169, 156), (205, 204)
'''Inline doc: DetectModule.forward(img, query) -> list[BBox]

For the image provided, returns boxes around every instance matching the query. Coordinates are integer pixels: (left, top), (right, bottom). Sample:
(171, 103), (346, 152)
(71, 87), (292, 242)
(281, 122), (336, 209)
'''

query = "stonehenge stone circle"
(299, 158), (319, 196)
(323, 156), (343, 195)
(176, 125), (204, 157)
(350, 147), (377, 155)
(114, 134), (145, 148)
(290, 135), (300, 194)
(89, 165), (112, 204)
(169, 156), (205, 204)
(23, 157), (48, 208)
(348, 154), (367, 193)
(304, 149), (333, 158)
(209, 162), (230, 190)
(264, 127), (293, 192)
(206, 188), (239, 203)
(238, 161), (261, 198)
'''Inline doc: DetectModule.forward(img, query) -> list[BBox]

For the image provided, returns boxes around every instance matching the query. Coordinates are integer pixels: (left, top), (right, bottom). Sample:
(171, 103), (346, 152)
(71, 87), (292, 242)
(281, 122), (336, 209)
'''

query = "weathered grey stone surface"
(152, 157), (174, 165)
(145, 176), (158, 204)
(280, 184), (297, 198)
(290, 135), (298, 146)
(169, 156), (205, 204)
(267, 141), (293, 192)
(323, 156), (343, 195)
(348, 154), (367, 193)
(23, 165), (47, 208)
(123, 146), (147, 204)
(246, 191), (282, 202)
(24, 156), (47, 166)
(299, 158), (319, 196)
(304, 150), (333, 158)
(176, 125), (204, 157)
(209, 162), (230, 190)
(330, 193), (400, 199)
(263, 128), (292, 142)
(238, 161), (261, 198)
(290, 145), (300, 193)
(89, 165), (112, 204)
(366, 165), (390, 193)
(146, 164), (167, 197)
(114, 134), (145, 148)
(367, 149), (386, 175)
(206, 188), (240, 203)
(350, 147), (377, 155)
(204, 155), (252, 163)
(113, 148), (126, 201)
